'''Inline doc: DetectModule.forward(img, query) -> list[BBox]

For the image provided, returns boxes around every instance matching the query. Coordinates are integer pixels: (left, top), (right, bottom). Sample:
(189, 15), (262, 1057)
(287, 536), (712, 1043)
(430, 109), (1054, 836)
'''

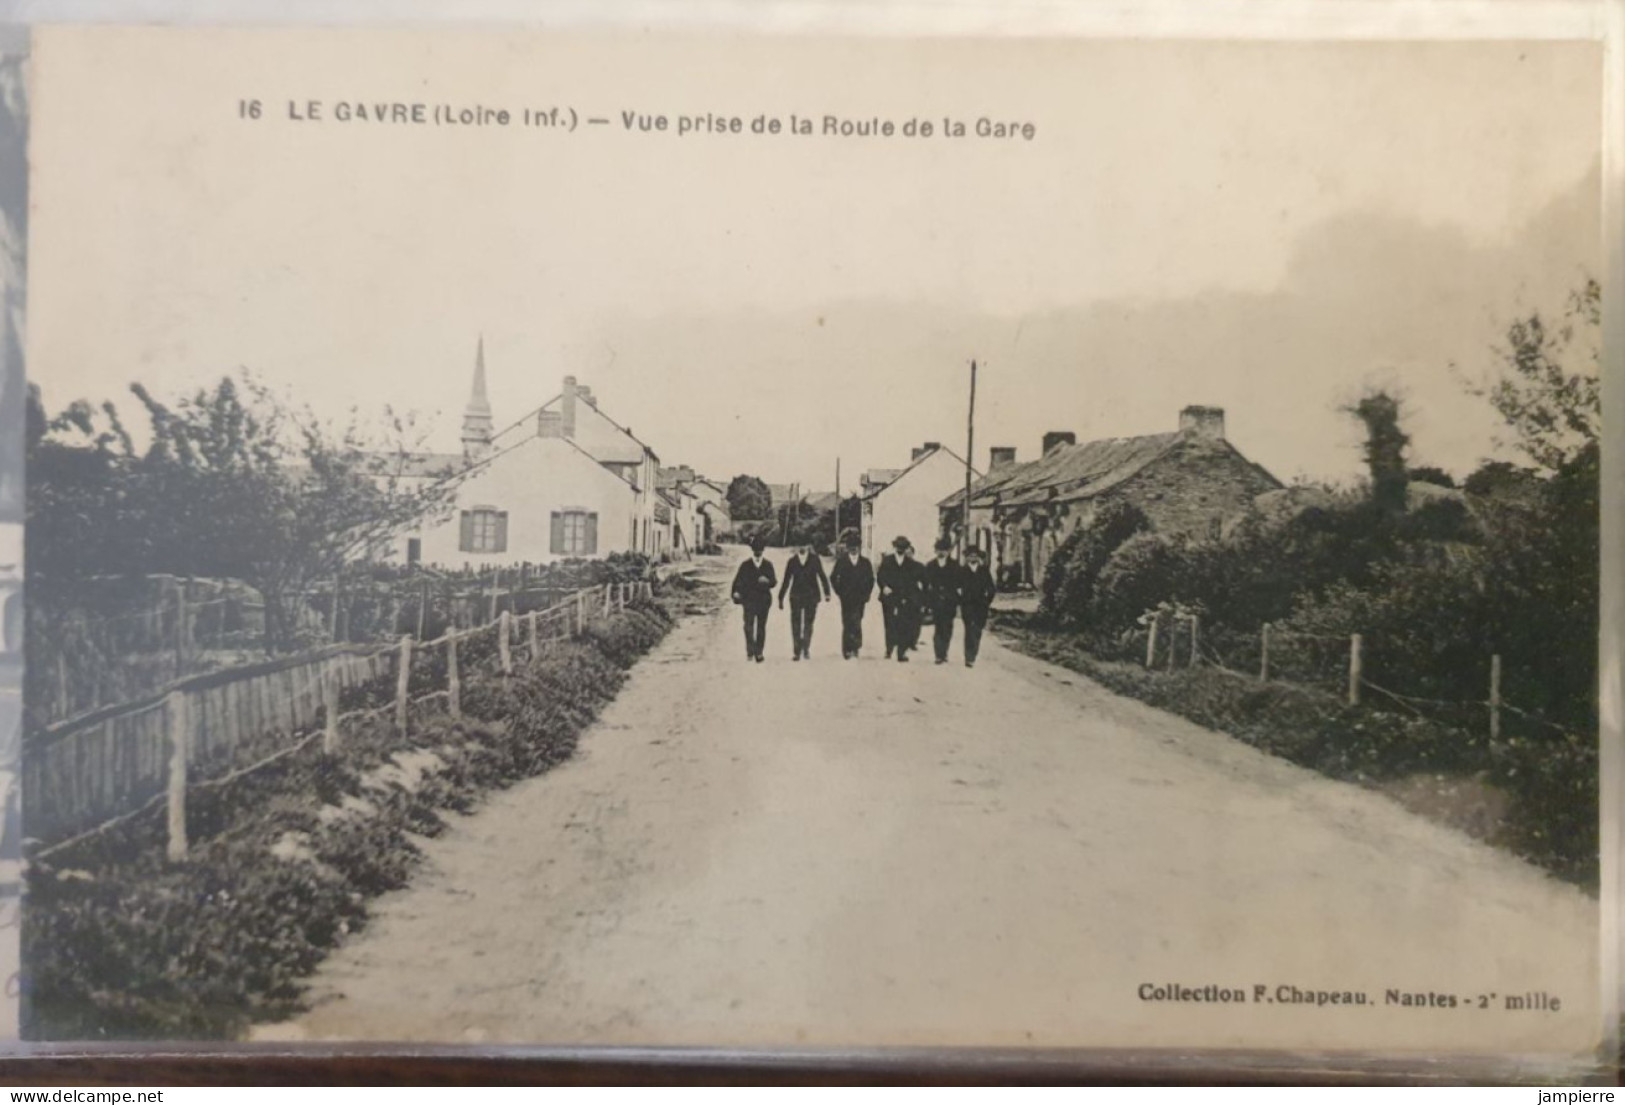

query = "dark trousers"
(883, 604), (918, 658)
(742, 605), (768, 659)
(932, 609), (956, 661)
(839, 600), (866, 656)
(789, 598), (818, 656)
(963, 613), (987, 664)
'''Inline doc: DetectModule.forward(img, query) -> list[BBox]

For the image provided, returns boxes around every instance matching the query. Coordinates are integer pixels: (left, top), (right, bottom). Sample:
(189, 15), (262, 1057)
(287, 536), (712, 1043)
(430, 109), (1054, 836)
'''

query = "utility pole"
(963, 359), (977, 558)
(834, 458), (841, 552)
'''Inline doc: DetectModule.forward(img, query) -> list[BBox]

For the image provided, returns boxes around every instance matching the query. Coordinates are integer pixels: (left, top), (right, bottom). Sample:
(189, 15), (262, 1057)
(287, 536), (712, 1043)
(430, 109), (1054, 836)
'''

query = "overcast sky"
(27, 28), (1603, 487)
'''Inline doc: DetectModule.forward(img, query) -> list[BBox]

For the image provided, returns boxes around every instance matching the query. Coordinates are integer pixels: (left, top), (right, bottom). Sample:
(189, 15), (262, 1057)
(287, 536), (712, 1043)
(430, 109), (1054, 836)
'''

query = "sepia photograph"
(10, 23), (1612, 1064)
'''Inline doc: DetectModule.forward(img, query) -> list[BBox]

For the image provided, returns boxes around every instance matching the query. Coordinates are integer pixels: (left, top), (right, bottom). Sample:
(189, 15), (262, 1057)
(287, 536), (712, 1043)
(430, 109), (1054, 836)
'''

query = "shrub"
(1038, 500), (1147, 628)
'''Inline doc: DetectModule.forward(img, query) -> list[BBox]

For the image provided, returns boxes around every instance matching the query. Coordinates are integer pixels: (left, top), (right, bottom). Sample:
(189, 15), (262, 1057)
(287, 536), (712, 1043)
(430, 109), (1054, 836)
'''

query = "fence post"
(1348, 633), (1363, 706)
(1190, 614), (1200, 668)
(174, 583), (189, 673)
(447, 635), (462, 720)
(528, 611), (539, 657)
(1489, 653), (1502, 742)
(488, 569), (501, 623)
(417, 580), (428, 639)
(1167, 618), (1178, 671)
(1144, 615), (1158, 669)
(395, 634), (413, 731)
(1260, 622), (1271, 682)
(165, 689), (189, 863)
(499, 610), (513, 676)
(603, 584), (613, 617)
(323, 662), (341, 754)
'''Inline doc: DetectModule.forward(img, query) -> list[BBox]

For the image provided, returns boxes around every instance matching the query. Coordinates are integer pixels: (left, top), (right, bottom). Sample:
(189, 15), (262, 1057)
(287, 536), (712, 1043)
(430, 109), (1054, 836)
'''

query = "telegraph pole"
(963, 359), (977, 558)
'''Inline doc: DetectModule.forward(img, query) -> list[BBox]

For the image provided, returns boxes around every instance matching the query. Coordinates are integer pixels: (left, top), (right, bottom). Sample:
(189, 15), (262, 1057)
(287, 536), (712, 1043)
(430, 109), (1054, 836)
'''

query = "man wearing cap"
(876, 535), (923, 662)
(922, 537), (962, 664)
(958, 544), (998, 668)
(829, 535), (875, 659)
(730, 536), (777, 663)
(778, 541), (831, 661)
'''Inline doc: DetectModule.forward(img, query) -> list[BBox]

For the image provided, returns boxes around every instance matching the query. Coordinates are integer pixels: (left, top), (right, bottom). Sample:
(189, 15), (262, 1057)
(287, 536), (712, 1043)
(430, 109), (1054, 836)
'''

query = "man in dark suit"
(778, 542), (831, 660)
(876, 535), (923, 663)
(828, 535), (875, 659)
(959, 544), (998, 668)
(730, 535), (777, 662)
(922, 537), (962, 664)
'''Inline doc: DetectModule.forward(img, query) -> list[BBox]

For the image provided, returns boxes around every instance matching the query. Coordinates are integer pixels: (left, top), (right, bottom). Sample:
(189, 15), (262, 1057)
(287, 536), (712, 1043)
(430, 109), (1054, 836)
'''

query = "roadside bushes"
(24, 597), (681, 1041)
(994, 611), (1596, 888)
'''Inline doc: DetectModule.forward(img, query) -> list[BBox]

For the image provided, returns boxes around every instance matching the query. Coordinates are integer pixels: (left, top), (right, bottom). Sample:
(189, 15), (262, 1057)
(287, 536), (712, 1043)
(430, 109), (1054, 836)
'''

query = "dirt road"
(265, 558), (1600, 1053)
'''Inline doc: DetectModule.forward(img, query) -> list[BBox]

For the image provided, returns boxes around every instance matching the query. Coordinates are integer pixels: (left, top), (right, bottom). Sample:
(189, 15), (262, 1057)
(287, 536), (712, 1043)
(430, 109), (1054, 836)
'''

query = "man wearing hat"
(778, 541), (831, 660)
(958, 544), (998, 668)
(730, 535), (777, 662)
(829, 534), (875, 659)
(922, 537), (963, 664)
(876, 534), (923, 662)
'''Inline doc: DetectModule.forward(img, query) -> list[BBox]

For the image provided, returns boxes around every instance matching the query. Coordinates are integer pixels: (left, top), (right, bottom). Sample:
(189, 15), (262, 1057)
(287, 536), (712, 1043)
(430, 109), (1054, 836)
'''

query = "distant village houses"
(938, 405), (1282, 587)
(392, 341), (718, 569)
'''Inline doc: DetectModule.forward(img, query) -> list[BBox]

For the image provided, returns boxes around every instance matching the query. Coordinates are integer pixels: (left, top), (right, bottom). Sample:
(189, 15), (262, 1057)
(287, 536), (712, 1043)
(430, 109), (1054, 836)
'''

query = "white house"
(860, 442), (979, 558)
(393, 343), (667, 568)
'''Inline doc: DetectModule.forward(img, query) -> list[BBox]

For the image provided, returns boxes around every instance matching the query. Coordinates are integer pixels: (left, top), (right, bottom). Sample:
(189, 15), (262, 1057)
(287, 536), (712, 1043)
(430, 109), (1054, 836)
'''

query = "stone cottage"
(938, 406), (1281, 587)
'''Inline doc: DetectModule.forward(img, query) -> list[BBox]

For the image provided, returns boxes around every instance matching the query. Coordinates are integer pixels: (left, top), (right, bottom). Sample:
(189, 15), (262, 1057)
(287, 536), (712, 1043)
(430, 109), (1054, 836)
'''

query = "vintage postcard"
(10, 21), (1614, 1065)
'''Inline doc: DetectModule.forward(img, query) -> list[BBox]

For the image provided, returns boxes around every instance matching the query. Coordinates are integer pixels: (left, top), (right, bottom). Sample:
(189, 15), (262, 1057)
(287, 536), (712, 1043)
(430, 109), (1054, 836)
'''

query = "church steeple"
(461, 335), (495, 460)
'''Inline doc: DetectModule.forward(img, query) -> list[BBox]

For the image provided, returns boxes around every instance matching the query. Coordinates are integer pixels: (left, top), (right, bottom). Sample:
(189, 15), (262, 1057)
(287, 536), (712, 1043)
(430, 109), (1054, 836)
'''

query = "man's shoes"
(966, 661), (975, 668)
(755, 654), (765, 663)
(897, 654), (909, 663)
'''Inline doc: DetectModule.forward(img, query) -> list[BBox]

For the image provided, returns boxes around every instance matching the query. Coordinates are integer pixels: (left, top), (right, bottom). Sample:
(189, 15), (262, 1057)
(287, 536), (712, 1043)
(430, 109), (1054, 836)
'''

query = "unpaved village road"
(267, 560), (1599, 1053)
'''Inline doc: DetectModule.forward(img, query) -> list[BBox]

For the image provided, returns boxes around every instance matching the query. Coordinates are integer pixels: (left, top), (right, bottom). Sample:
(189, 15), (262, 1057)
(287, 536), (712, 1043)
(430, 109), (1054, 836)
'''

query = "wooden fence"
(1134, 607), (1574, 744)
(26, 580), (653, 857)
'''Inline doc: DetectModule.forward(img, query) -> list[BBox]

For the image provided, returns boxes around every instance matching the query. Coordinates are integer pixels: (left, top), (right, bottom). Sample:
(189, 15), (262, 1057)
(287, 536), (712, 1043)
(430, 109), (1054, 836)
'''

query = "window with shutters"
(459, 507), (508, 553)
(551, 510), (598, 555)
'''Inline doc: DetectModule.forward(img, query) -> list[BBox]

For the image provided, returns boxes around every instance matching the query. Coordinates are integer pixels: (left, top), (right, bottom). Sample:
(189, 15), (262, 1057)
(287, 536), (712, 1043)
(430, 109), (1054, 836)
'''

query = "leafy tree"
(28, 373), (460, 651)
(1347, 390), (1409, 515)
(1468, 278), (1600, 474)
(725, 474), (772, 521)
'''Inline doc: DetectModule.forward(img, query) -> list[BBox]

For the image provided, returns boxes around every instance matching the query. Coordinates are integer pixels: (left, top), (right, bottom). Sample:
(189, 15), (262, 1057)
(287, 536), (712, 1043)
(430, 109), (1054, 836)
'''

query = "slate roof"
(940, 433), (1182, 510)
(860, 468), (903, 490)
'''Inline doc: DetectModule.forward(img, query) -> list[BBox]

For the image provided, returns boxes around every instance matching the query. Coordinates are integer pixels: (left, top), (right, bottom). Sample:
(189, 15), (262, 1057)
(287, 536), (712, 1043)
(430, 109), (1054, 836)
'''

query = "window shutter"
(550, 512), (564, 555)
(495, 511), (509, 553)
(459, 510), (474, 552)
(586, 513), (599, 554)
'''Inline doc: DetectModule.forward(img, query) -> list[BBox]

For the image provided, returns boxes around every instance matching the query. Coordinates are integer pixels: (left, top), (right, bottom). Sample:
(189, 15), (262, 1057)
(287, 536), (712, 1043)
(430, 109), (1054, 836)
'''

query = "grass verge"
(992, 611), (1596, 891)
(23, 598), (681, 1041)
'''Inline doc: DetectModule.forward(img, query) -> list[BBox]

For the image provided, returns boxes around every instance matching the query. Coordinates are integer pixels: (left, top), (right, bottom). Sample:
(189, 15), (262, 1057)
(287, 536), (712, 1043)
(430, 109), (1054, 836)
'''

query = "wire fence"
(27, 580), (654, 859)
(1127, 605), (1586, 747)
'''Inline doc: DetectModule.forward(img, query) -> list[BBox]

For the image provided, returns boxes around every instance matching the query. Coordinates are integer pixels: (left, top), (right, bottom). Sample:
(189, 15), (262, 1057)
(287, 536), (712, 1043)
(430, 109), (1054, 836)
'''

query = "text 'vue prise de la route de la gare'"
(238, 99), (1039, 141)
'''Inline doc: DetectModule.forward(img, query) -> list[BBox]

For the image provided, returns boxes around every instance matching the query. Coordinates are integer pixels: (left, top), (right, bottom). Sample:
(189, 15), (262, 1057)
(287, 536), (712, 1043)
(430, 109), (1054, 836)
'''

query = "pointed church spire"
(461, 334), (495, 460)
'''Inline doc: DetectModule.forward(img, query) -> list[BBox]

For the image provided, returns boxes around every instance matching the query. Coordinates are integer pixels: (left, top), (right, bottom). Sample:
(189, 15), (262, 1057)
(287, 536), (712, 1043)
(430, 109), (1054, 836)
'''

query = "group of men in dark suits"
(730, 534), (997, 667)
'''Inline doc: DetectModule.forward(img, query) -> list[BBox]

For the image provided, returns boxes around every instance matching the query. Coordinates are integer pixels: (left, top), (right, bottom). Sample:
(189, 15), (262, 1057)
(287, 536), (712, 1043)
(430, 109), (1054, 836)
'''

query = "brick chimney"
(910, 441), (942, 462)
(576, 385), (595, 408)
(1042, 431), (1076, 456)
(561, 375), (578, 440)
(989, 446), (1017, 471)
(1179, 405), (1225, 441)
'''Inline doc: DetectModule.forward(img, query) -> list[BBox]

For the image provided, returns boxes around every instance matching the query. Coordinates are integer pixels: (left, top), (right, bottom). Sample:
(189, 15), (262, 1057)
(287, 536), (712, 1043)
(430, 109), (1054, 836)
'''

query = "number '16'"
(238, 99), (262, 120)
